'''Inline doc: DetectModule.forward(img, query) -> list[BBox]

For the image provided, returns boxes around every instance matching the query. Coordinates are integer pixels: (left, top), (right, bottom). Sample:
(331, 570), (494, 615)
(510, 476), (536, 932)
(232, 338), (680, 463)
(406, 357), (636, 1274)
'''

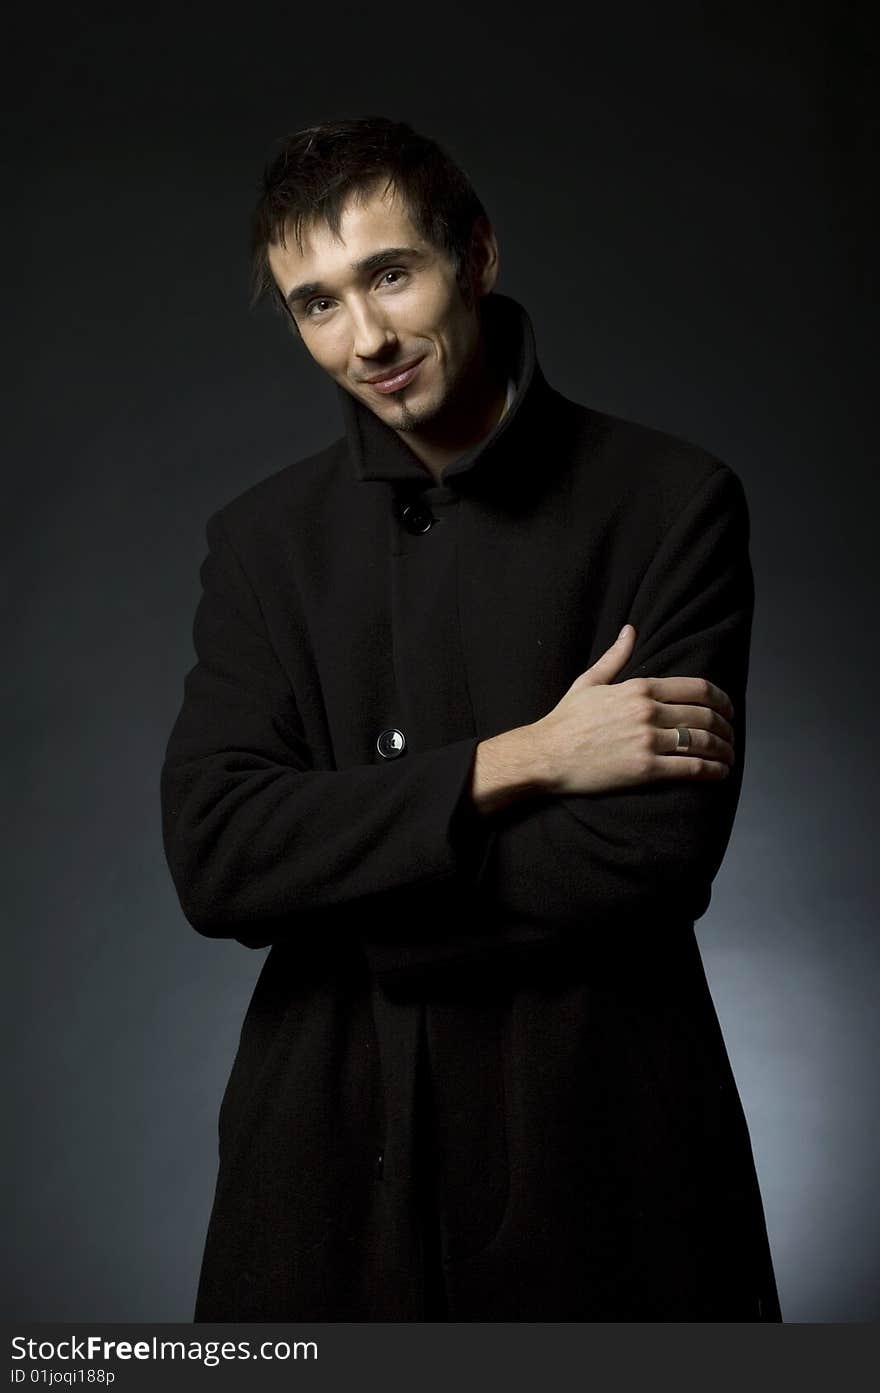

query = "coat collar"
(335, 291), (557, 488)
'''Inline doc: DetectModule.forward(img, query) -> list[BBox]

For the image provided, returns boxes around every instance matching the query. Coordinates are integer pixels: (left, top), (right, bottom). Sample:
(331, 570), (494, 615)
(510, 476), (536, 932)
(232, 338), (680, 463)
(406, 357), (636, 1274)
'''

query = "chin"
(397, 397), (448, 432)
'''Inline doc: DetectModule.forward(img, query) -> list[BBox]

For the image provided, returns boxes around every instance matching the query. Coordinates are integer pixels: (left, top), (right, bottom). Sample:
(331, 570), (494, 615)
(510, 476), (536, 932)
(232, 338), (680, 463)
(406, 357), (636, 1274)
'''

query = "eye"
(303, 269), (407, 320)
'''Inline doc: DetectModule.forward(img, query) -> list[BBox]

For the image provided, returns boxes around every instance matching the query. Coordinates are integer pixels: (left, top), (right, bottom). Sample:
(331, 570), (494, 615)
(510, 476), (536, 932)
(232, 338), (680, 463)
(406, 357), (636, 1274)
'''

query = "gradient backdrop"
(6, 2), (876, 1322)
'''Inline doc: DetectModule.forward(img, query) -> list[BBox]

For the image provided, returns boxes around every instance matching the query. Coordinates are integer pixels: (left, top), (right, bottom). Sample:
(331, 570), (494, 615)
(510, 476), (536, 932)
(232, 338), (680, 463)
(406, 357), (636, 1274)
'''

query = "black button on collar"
(376, 728), (407, 760)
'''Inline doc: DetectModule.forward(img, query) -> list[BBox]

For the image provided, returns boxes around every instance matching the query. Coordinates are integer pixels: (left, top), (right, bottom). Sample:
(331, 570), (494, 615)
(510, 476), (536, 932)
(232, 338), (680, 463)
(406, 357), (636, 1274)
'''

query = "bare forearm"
(468, 724), (553, 817)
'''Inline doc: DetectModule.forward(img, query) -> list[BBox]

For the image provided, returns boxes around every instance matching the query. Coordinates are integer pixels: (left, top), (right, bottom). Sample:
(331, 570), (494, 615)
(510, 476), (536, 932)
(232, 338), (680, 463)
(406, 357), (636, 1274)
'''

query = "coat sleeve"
(159, 508), (493, 948)
(360, 463), (756, 989)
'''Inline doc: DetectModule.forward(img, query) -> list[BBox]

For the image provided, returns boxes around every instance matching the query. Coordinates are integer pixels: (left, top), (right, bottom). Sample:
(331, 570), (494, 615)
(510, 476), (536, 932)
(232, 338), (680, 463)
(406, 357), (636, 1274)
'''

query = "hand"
(531, 624), (737, 797)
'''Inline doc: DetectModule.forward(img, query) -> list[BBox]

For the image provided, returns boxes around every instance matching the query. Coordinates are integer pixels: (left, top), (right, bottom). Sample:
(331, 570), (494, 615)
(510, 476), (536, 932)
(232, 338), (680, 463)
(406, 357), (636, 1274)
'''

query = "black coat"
(160, 292), (782, 1321)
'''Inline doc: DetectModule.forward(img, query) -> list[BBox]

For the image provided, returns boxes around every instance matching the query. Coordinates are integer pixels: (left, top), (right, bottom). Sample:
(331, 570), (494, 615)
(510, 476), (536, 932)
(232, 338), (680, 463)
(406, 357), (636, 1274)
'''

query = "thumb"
(581, 623), (637, 685)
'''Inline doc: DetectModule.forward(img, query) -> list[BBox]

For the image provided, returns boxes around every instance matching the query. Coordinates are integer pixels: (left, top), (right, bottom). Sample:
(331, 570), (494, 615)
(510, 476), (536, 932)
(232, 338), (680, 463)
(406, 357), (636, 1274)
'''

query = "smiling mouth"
(364, 358), (425, 394)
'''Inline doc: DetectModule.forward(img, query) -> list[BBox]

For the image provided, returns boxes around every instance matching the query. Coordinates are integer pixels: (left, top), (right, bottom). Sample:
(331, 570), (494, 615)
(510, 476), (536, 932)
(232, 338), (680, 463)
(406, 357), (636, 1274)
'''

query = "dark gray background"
(5, 1), (876, 1322)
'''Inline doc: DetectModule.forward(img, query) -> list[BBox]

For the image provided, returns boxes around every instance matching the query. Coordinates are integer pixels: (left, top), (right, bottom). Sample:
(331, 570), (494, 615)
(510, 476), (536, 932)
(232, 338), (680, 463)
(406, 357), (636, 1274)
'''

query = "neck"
(390, 328), (509, 485)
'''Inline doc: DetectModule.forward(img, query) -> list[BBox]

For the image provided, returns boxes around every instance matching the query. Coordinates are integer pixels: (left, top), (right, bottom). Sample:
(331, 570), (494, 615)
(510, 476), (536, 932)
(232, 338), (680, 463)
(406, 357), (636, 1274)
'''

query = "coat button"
(400, 500), (435, 534)
(375, 1149), (384, 1179)
(376, 728), (407, 759)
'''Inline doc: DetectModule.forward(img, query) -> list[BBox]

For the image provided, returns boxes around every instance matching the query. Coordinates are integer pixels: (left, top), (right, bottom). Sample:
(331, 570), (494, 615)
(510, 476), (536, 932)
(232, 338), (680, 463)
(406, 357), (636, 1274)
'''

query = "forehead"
(267, 182), (428, 290)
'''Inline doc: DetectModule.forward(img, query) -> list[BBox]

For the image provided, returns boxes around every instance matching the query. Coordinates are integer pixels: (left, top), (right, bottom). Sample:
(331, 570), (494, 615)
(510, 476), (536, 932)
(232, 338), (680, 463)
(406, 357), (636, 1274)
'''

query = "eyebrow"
(284, 246), (426, 310)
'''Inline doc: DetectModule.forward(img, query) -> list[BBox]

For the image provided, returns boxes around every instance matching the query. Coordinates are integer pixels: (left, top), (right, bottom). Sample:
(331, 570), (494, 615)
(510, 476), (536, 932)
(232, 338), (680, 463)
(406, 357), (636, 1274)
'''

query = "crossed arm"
(160, 465), (753, 986)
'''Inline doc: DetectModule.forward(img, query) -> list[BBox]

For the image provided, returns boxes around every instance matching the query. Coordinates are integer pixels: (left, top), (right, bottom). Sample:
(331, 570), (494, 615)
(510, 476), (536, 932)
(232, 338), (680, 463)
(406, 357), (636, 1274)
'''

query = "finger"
(651, 752), (732, 779)
(661, 726), (735, 765)
(654, 703), (735, 746)
(582, 625), (636, 684)
(643, 677), (734, 719)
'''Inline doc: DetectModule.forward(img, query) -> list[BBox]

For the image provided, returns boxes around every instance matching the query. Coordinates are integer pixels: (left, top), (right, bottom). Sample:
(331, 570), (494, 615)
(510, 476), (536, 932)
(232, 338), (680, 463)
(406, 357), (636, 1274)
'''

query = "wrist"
(520, 717), (561, 794)
(470, 722), (557, 816)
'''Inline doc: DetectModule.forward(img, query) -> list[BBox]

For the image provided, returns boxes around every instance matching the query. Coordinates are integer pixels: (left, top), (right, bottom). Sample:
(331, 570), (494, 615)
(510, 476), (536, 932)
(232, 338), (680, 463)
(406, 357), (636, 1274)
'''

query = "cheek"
(435, 314), (472, 368)
(308, 334), (347, 376)
(399, 283), (457, 337)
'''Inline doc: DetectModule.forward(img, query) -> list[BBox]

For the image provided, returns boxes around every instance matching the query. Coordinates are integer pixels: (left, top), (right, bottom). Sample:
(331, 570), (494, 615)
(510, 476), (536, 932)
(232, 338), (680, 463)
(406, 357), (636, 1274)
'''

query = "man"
(160, 116), (782, 1321)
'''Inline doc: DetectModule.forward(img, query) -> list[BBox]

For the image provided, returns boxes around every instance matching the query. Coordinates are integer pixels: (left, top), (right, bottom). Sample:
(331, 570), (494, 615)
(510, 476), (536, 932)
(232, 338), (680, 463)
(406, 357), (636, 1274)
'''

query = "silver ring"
(675, 726), (691, 749)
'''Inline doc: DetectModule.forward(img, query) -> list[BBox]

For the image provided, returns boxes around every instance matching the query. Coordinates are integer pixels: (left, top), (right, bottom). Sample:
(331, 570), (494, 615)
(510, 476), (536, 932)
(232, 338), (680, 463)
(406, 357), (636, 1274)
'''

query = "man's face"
(266, 182), (495, 435)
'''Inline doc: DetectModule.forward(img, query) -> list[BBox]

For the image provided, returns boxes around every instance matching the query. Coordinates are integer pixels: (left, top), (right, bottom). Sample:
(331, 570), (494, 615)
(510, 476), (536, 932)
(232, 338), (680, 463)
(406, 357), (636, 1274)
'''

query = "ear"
(468, 214), (500, 298)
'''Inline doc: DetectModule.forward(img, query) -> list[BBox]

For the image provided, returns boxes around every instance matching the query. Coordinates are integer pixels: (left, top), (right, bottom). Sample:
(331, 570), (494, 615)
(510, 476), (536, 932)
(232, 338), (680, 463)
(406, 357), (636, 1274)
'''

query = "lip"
(363, 357), (425, 393)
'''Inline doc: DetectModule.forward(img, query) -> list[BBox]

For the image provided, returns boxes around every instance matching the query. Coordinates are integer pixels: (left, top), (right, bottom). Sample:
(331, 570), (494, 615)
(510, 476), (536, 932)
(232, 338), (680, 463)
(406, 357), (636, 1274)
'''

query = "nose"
(350, 299), (397, 361)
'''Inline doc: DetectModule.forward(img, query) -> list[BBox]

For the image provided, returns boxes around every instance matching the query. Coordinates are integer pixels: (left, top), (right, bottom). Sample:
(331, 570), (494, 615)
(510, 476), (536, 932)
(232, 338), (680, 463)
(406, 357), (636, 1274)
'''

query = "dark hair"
(249, 116), (490, 328)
